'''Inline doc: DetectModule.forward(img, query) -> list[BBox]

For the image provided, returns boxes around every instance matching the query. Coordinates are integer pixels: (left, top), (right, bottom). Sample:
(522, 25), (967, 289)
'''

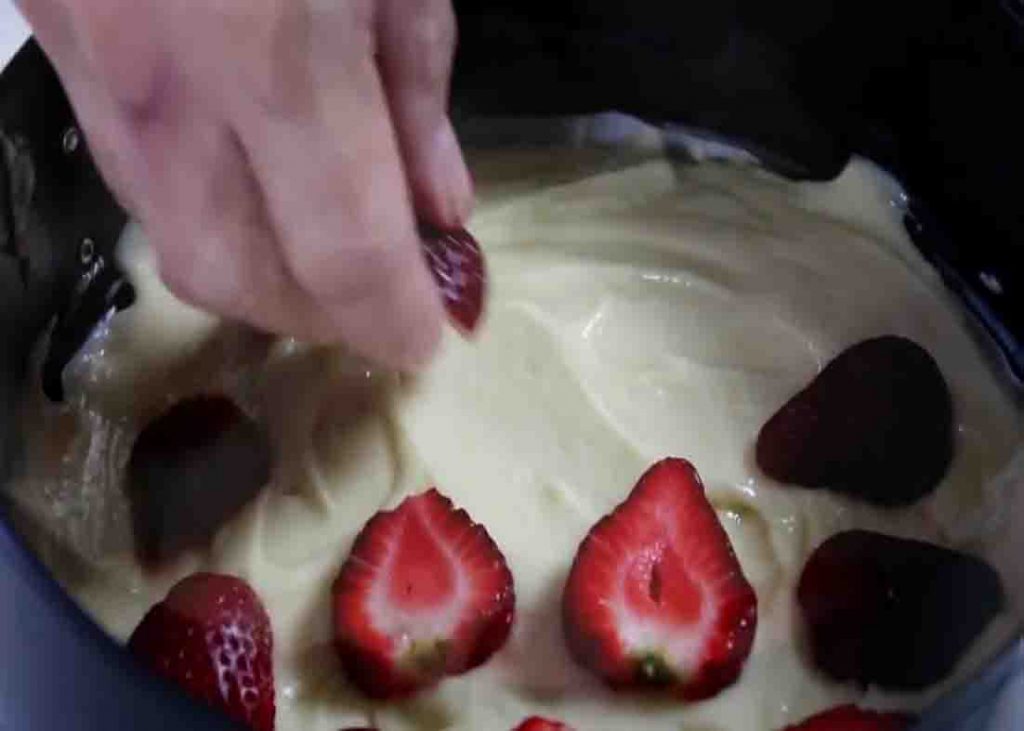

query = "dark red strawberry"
(332, 488), (515, 698)
(419, 226), (487, 333)
(781, 704), (915, 730)
(756, 336), (952, 506)
(513, 717), (575, 731)
(798, 530), (1003, 689)
(128, 395), (271, 564)
(128, 573), (275, 731)
(562, 458), (757, 701)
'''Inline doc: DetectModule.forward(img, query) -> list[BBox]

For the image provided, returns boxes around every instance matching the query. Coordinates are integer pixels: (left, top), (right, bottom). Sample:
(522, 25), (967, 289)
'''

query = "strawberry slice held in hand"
(420, 226), (487, 334)
(128, 573), (275, 731)
(333, 488), (515, 698)
(563, 458), (757, 701)
(513, 717), (576, 730)
(780, 704), (916, 730)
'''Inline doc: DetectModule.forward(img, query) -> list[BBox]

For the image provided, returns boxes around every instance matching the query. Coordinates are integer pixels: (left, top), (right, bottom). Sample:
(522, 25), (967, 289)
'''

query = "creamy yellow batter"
(7, 150), (1023, 730)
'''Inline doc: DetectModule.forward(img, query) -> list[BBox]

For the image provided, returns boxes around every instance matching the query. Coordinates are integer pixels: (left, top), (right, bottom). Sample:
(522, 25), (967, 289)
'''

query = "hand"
(19, 0), (472, 368)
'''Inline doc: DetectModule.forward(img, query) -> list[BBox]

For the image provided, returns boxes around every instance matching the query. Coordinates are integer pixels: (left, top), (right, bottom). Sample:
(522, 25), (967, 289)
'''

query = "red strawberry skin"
(128, 573), (275, 731)
(128, 395), (271, 565)
(333, 488), (515, 698)
(420, 226), (487, 333)
(513, 717), (575, 731)
(798, 530), (1003, 689)
(781, 704), (915, 730)
(563, 458), (757, 701)
(756, 336), (952, 506)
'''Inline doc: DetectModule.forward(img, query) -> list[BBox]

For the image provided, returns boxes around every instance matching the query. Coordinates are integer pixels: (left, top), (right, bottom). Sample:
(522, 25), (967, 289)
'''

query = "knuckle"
(182, 0), (312, 117)
(242, 0), (313, 116)
(71, 0), (169, 120)
(288, 239), (403, 310)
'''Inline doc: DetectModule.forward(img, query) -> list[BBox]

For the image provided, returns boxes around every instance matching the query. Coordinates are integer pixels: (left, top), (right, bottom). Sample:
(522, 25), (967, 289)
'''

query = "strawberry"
(128, 573), (275, 731)
(513, 717), (575, 731)
(128, 395), (271, 564)
(562, 458), (757, 701)
(798, 530), (1003, 689)
(756, 336), (952, 506)
(420, 225), (487, 333)
(781, 704), (915, 730)
(332, 488), (515, 698)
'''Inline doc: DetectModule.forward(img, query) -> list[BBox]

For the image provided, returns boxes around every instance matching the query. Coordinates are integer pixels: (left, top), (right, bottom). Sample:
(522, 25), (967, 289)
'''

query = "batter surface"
(7, 150), (1023, 730)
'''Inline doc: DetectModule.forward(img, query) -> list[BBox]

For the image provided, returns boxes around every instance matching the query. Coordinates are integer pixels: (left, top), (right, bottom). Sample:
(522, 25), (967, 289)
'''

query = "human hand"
(19, 0), (472, 368)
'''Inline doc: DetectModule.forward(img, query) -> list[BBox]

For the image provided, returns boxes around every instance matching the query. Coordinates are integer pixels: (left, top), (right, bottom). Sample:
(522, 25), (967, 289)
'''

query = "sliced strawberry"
(513, 717), (575, 731)
(562, 458), (757, 701)
(128, 395), (271, 565)
(798, 530), (1003, 689)
(781, 704), (915, 730)
(756, 336), (952, 506)
(128, 573), (275, 731)
(332, 488), (515, 698)
(419, 226), (487, 333)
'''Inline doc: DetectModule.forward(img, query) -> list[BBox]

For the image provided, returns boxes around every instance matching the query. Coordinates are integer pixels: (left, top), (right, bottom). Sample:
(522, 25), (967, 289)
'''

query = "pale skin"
(18, 0), (472, 369)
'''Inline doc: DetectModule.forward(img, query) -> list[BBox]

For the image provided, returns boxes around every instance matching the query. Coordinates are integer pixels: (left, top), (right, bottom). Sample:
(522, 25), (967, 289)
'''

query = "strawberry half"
(513, 717), (575, 731)
(128, 573), (275, 731)
(798, 530), (1003, 689)
(128, 395), (271, 565)
(562, 458), (757, 701)
(756, 336), (952, 506)
(781, 704), (916, 730)
(420, 226), (487, 333)
(332, 488), (515, 698)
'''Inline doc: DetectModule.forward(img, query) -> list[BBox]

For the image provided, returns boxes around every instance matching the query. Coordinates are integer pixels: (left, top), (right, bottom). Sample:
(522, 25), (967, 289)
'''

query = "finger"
(19, 0), (150, 213)
(17, 0), (76, 64)
(131, 104), (332, 340)
(53, 0), (329, 336)
(377, 0), (472, 229)
(189, 4), (445, 368)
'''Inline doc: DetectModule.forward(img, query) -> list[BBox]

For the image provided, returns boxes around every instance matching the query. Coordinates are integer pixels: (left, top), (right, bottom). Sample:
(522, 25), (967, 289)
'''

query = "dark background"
(452, 0), (1024, 376)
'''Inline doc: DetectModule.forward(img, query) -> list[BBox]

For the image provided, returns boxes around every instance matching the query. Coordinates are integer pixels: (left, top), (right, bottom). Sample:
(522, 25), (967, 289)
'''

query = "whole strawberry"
(129, 573), (275, 731)
(563, 458), (757, 700)
(333, 488), (515, 698)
